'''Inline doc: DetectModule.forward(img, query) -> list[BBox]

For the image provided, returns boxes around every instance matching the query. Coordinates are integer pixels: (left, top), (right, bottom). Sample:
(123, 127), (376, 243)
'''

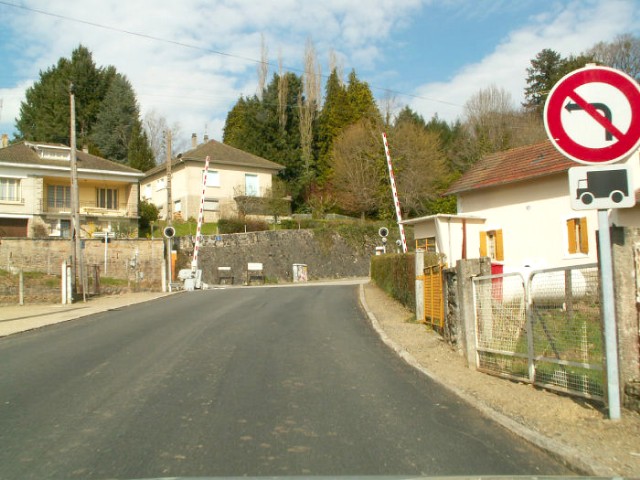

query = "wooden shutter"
(567, 218), (577, 254)
(479, 231), (487, 257)
(495, 229), (504, 261)
(579, 217), (589, 254)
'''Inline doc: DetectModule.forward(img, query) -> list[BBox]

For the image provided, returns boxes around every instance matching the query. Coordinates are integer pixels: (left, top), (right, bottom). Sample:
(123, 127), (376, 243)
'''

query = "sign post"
(544, 65), (640, 420)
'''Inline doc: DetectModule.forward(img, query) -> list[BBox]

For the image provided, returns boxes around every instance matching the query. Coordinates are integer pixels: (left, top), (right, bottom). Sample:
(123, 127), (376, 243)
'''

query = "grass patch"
(99, 277), (129, 287)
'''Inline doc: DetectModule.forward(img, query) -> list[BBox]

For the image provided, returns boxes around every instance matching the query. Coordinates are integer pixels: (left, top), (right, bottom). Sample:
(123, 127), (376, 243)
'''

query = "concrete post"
(415, 249), (425, 322)
(456, 257), (491, 368)
(611, 226), (640, 411)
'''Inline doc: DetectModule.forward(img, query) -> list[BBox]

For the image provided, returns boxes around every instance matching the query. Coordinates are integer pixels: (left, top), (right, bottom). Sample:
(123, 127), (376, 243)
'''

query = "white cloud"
(1, 0), (426, 143)
(409, 0), (640, 123)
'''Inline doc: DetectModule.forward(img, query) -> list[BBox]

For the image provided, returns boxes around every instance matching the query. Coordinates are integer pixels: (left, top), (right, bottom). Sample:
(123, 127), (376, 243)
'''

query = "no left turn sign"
(544, 65), (640, 165)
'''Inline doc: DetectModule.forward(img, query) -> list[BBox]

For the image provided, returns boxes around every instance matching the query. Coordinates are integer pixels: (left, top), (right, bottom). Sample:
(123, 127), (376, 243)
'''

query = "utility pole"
(164, 130), (173, 291)
(165, 130), (172, 225)
(69, 84), (85, 302)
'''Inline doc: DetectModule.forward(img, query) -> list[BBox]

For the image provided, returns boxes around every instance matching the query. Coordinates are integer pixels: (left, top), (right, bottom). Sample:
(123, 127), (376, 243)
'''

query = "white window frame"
(0, 177), (22, 202)
(205, 170), (220, 187)
(245, 173), (259, 197)
(203, 198), (219, 211)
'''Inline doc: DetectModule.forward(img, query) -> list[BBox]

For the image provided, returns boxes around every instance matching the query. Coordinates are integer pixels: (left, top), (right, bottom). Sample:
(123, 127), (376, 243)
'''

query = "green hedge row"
(370, 253), (416, 311)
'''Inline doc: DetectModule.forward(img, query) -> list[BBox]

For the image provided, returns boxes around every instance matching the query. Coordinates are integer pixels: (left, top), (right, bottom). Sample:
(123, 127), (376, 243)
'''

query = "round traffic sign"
(544, 65), (640, 165)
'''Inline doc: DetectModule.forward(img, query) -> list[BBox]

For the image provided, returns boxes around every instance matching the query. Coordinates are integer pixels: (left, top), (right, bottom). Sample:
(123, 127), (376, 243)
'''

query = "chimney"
(191, 133), (197, 148)
(1, 134), (8, 149)
(203, 134), (209, 143)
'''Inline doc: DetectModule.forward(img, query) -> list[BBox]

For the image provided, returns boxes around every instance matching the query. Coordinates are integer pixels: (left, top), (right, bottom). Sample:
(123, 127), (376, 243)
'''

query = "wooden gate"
(420, 264), (445, 328)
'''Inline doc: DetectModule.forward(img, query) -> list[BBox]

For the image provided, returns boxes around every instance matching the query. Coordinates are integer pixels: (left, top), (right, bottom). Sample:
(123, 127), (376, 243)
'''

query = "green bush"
(218, 217), (269, 234)
(370, 253), (416, 311)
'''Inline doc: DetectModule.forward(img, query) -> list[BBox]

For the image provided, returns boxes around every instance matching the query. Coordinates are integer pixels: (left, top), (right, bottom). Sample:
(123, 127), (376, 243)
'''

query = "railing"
(42, 201), (137, 217)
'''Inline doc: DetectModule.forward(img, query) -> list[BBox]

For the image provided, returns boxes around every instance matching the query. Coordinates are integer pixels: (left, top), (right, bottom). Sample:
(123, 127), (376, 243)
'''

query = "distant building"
(141, 137), (285, 222)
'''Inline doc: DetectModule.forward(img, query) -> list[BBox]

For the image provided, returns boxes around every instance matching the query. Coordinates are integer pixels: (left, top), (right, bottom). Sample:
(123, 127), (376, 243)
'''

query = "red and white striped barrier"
(191, 155), (210, 274)
(381, 133), (407, 253)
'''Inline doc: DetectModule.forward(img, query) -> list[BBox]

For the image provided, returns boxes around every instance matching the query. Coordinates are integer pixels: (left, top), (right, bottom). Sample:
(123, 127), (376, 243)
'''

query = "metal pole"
(165, 130), (172, 224)
(104, 234), (108, 275)
(598, 208), (621, 420)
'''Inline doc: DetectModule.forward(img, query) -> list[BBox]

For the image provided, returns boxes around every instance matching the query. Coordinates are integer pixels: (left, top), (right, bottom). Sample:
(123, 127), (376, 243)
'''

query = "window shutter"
(579, 217), (589, 254)
(495, 229), (504, 261)
(479, 231), (487, 257)
(567, 219), (577, 254)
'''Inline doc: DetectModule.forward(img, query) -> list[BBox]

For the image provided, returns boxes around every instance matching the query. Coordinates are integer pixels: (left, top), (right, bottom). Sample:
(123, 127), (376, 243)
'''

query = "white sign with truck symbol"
(568, 164), (635, 210)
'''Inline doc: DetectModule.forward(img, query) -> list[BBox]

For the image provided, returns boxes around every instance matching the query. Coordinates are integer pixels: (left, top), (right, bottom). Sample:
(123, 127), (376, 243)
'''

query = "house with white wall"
(402, 140), (640, 271)
(141, 138), (285, 222)
(0, 140), (143, 238)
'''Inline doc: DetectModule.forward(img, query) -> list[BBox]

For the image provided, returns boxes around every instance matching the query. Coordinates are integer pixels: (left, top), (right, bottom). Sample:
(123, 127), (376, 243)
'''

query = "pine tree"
(523, 49), (565, 113)
(127, 122), (155, 171)
(16, 45), (112, 146)
(92, 73), (141, 162)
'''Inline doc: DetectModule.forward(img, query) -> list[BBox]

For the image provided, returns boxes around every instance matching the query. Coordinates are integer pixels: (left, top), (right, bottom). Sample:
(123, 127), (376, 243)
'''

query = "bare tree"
(277, 52), (288, 131)
(328, 49), (344, 87)
(588, 33), (640, 80)
(390, 122), (446, 216)
(299, 39), (321, 175)
(332, 120), (383, 217)
(257, 33), (269, 100)
(143, 109), (186, 164)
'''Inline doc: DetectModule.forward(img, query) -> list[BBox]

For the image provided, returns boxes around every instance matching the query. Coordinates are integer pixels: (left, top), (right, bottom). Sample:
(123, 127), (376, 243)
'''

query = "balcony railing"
(42, 200), (138, 217)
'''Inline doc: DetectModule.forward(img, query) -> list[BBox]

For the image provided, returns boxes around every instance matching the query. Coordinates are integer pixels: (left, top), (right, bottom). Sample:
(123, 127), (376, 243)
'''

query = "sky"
(0, 0), (639, 151)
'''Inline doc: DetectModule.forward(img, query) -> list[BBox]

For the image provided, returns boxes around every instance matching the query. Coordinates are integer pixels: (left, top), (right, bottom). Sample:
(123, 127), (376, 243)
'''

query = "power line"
(0, 0), (462, 109)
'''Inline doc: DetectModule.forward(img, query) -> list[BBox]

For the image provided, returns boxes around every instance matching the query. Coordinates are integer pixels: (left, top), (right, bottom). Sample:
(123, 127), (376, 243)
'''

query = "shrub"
(218, 217), (269, 234)
(370, 253), (416, 311)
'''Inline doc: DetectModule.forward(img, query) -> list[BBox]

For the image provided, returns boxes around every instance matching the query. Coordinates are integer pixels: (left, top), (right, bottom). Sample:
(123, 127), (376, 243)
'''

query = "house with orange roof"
(402, 140), (640, 271)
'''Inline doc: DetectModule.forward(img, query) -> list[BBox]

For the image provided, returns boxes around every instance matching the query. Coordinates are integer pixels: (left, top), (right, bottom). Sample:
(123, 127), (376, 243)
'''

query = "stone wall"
(175, 229), (377, 284)
(0, 238), (164, 289)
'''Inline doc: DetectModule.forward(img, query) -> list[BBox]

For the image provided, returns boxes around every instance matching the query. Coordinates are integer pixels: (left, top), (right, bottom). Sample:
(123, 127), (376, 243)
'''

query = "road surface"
(0, 285), (571, 479)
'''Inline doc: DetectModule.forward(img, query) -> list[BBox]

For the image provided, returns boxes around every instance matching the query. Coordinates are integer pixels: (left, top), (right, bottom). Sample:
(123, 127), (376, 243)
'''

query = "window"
(567, 217), (588, 255)
(97, 188), (119, 209)
(144, 184), (152, 199)
(479, 229), (504, 261)
(416, 237), (436, 253)
(156, 178), (166, 191)
(245, 174), (259, 196)
(204, 199), (219, 211)
(0, 178), (21, 202)
(47, 185), (71, 209)
(174, 200), (182, 212)
(205, 170), (220, 187)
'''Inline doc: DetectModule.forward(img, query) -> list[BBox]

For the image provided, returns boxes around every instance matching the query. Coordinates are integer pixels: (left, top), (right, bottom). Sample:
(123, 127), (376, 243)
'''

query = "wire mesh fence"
(473, 272), (530, 381)
(473, 264), (603, 401)
(529, 265), (602, 399)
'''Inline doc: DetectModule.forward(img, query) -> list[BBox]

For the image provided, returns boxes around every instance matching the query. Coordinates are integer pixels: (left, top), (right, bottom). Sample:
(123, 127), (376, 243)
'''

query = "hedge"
(370, 253), (416, 311)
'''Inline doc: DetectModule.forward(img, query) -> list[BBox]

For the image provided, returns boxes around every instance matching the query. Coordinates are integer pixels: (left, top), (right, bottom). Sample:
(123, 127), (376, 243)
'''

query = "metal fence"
(473, 264), (603, 400)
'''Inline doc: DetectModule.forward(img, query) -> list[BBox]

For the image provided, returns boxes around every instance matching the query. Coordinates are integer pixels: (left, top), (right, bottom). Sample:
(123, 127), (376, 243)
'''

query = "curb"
(358, 284), (615, 477)
(0, 292), (178, 338)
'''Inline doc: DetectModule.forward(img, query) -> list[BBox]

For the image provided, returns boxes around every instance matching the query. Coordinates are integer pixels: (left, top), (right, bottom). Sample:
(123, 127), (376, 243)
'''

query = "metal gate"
(421, 264), (445, 329)
(472, 264), (603, 400)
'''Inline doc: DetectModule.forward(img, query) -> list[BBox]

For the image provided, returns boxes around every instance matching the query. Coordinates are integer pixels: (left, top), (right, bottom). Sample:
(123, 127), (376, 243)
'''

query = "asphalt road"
(0, 285), (572, 479)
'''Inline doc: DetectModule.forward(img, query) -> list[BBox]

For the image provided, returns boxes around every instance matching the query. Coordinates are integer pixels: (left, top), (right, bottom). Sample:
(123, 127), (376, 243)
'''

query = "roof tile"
(145, 139), (284, 177)
(447, 140), (574, 195)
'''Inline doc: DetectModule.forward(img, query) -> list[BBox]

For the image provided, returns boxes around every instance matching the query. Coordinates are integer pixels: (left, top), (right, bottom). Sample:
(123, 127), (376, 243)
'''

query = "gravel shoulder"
(361, 281), (640, 478)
